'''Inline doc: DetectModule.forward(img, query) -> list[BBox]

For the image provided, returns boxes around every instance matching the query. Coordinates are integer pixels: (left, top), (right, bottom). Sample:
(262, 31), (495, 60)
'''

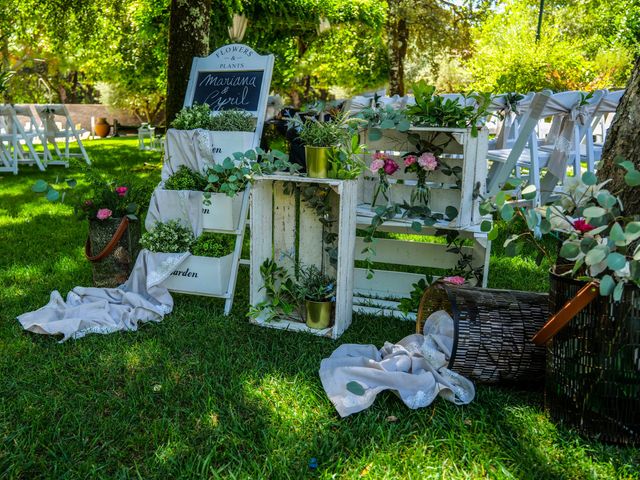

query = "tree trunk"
(387, 1), (408, 96)
(597, 56), (640, 214)
(165, 0), (211, 126)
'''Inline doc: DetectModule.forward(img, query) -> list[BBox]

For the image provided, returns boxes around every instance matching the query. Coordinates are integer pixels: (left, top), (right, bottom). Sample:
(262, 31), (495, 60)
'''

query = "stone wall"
(20, 104), (164, 131)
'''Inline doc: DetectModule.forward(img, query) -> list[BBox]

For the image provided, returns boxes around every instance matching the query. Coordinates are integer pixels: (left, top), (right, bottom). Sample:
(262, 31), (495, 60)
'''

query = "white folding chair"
(488, 91), (604, 204)
(34, 104), (91, 166)
(345, 95), (374, 115)
(0, 104), (46, 172)
(0, 106), (17, 174)
(585, 89), (625, 168)
(12, 104), (54, 167)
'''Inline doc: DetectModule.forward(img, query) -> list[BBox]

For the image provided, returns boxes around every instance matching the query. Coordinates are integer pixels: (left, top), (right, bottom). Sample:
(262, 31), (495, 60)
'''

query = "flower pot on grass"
(94, 118), (111, 138)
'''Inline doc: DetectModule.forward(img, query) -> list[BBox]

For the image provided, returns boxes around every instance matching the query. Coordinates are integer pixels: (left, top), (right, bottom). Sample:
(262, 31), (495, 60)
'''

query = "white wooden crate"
(164, 254), (233, 296)
(359, 127), (489, 228)
(353, 218), (490, 321)
(250, 175), (358, 339)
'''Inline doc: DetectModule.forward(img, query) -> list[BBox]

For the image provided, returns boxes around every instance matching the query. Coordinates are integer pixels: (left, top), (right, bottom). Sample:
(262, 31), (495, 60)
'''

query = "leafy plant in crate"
(248, 259), (303, 323)
(289, 112), (361, 178)
(298, 264), (336, 329)
(32, 169), (151, 287)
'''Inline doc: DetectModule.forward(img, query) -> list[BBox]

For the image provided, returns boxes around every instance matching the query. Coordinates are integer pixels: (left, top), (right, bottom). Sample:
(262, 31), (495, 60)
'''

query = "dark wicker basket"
(547, 271), (640, 445)
(87, 218), (141, 288)
(417, 282), (548, 384)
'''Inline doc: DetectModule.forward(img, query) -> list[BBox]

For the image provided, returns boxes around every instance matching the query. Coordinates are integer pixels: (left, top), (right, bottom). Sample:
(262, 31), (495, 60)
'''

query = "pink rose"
(383, 158), (399, 175)
(572, 218), (595, 233)
(442, 276), (465, 285)
(115, 186), (128, 197)
(96, 208), (112, 220)
(418, 152), (438, 172)
(370, 159), (385, 173)
(404, 155), (417, 167)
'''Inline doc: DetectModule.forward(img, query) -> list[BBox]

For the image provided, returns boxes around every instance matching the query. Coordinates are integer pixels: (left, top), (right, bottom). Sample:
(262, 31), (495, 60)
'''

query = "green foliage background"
(1, 0), (639, 119)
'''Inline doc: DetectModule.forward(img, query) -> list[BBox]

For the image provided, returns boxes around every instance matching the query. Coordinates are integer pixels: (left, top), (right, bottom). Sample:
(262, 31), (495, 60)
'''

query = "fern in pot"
(299, 265), (335, 329)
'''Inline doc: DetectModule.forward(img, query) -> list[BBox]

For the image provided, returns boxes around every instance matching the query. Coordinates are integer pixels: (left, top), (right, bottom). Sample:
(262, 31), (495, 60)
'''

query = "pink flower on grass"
(96, 208), (112, 220)
(115, 186), (128, 197)
(442, 276), (465, 285)
(370, 159), (385, 173)
(418, 152), (438, 172)
(573, 218), (595, 233)
(383, 158), (399, 175)
(404, 155), (417, 167)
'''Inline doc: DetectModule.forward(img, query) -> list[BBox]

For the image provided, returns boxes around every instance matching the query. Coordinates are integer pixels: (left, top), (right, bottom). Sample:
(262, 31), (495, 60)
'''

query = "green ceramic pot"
(304, 146), (331, 179)
(305, 299), (333, 329)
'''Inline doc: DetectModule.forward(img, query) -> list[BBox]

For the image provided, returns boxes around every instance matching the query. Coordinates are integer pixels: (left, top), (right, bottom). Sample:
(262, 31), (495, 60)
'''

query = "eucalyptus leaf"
(585, 246), (608, 266)
(500, 204), (514, 221)
(613, 281), (625, 301)
(488, 228), (499, 241)
(540, 218), (552, 234)
(579, 237), (597, 254)
(624, 170), (640, 186)
(46, 188), (60, 201)
(596, 191), (617, 209)
(521, 184), (537, 200)
(581, 171), (597, 185)
(583, 206), (606, 219)
(607, 252), (627, 271)
(599, 275), (615, 296)
(346, 381), (366, 396)
(560, 242), (580, 260)
(65, 178), (77, 188)
(379, 119), (395, 130)
(445, 206), (458, 220)
(610, 223), (626, 246)
(32, 179), (48, 193)
(411, 221), (422, 232)
(480, 220), (492, 232)
(367, 128), (382, 141)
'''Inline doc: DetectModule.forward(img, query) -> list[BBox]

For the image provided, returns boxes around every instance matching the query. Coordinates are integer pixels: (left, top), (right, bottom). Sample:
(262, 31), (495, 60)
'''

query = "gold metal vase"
(304, 146), (331, 178)
(305, 300), (333, 329)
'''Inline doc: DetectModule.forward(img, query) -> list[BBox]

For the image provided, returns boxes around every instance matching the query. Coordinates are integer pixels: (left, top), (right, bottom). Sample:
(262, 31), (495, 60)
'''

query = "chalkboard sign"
(183, 44), (274, 140)
(192, 70), (264, 112)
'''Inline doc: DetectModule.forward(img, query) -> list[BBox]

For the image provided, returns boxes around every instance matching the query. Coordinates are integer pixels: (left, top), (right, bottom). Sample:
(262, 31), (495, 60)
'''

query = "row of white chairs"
(0, 104), (91, 175)
(347, 89), (624, 205)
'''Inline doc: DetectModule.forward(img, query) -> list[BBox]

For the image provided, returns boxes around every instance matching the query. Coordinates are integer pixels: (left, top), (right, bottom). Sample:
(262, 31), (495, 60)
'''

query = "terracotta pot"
(94, 118), (111, 138)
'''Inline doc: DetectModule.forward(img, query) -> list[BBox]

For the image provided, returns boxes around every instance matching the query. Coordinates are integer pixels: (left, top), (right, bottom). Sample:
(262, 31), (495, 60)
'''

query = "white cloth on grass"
(162, 128), (215, 181)
(319, 310), (474, 417)
(17, 250), (190, 342)
(145, 188), (204, 236)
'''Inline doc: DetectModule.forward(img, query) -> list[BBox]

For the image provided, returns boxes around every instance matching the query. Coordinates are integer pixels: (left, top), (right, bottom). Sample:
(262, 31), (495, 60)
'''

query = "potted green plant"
(32, 170), (151, 287)
(208, 109), (256, 163)
(157, 148), (297, 232)
(292, 113), (354, 178)
(140, 220), (236, 296)
(299, 265), (335, 329)
(480, 162), (640, 444)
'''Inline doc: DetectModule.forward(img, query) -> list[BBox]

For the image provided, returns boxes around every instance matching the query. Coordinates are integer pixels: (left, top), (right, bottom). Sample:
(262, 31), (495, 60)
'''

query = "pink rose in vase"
(96, 208), (113, 220)
(383, 158), (399, 175)
(418, 152), (438, 172)
(370, 158), (385, 174)
(404, 155), (417, 167)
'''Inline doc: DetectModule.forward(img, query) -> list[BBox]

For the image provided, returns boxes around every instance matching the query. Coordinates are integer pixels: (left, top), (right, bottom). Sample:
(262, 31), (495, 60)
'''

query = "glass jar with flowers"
(403, 152), (439, 206)
(369, 152), (399, 207)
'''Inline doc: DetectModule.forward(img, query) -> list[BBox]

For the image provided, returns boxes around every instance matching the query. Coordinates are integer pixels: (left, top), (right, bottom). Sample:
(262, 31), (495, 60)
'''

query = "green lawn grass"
(1, 138), (638, 479)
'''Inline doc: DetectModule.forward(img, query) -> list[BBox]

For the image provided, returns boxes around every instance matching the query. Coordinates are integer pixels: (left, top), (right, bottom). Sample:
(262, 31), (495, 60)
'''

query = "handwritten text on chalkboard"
(193, 70), (264, 111)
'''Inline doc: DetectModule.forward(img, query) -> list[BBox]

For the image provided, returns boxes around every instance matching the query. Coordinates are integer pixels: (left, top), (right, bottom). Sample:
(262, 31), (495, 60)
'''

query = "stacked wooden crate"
(249, 175), (358, 339)
(353, 127), (491, 320)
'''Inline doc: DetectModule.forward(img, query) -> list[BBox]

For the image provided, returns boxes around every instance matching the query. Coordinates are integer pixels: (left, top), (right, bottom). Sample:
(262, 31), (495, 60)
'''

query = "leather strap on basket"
(532, 281), (599, 346)
(85, 217), (130, 263)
